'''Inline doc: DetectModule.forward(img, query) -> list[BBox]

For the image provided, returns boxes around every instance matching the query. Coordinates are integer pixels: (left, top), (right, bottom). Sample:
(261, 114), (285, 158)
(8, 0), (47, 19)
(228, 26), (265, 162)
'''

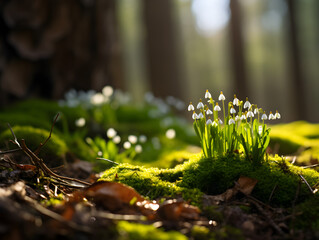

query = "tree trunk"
(229, 0), (248, 100)
(142, 0), (183, 100)
(286, 0), (305, 120)
(0, 0), (123, 106)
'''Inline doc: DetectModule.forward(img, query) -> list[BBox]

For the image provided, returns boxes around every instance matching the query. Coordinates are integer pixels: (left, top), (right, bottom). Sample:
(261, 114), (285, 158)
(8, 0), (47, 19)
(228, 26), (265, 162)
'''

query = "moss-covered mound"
(270, 121), (319, 163)
(0, 126), (68, 167)
(101, 154), (319, 207)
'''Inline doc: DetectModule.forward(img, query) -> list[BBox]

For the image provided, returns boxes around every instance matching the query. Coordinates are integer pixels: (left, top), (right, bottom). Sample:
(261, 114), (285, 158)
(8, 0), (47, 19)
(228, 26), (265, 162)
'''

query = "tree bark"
(286, 0), (305, 120)
(142, 0), (183, 100)
(229, 0), (248, 100)
(0, 0), (123, 106)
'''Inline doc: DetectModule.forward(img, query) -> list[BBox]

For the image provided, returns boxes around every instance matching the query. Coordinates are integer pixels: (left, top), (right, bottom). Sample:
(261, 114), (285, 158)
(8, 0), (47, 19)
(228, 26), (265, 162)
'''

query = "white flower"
(187, 102), (195, 111)
(230, 107), (236, 114)
(229, 118), (235, 125)
(247, 110), (254, 118)
(107, 128), (117, 138)
(113, 135), (121, 144)
(212, 121), (218, 127)
(275, 110), (281, 119)
(192, 111), (198, 120)
(197, 99), (204, 109)
(206, 108), (213, 115)
(235, 115), (240, 121)
(258, 125), (263, 135)
(207, 99), (214, 104)
(254, 107), (259, 115)
(102, 85), (114, 97)
(75, 118), (86, 127)
(214, 103), (221, 111)
(218, 91), (226, 101)
(206, 118), (213, 125)
(244, 98), (251, 109)
(205, 90), (212, 99)
(261, 112), (267, 120)
(128, 135), (138, 144)
(135, 144), (143, 153)
(218, 118), (223, 125)
(91, 93), (105, 105)
(139, 135), (147, 143)
(198, 112), (204, 119)
(240, 114), (246, 120)
(123, 141), (131, 149)
(233, 95), (239, 106)
(165, 129), (176, 139)
(269, 111), (275, 120)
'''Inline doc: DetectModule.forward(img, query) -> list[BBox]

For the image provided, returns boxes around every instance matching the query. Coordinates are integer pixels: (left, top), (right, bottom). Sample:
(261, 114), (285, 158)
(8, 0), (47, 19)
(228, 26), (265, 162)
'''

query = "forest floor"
(1, 153), (317, 240)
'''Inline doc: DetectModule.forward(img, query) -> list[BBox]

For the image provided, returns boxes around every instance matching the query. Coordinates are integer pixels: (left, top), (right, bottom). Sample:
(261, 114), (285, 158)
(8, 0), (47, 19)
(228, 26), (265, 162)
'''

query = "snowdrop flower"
(206, 108), (213, 115)
(188, 102), (195, 111)
(261, 112), (268, 120)
(269, 111), (275, 120)
(135, 145), (143, 153)
(107, 128), (117, 138)
(205, 89), (212, 99)
(229, 118), (235, 125)
(230, 106), (236, 114)
(218, 118), (223, 125)
(198, 112), (204, 119)
(212, 121), (218, 127)
(247, 110), (254, 118)
(244, 97), (251, 109)
(218, 91), (226, 101)
(113, 135), (121, 144)
(197, 99), (204, 109)
(258, 125), (263, 135)
(102, 85), (114, 97)
(275, 110), (281, 119)
(128, 135), (138, 144)
(235, 115), (240, 121)
(123, 141), (131, 149)
(91, 93), (105, 105)
(240, 114), (246, 121)
(233, 94), (239, 106)
(75, 118), (86, 127)
(214, 103), (221, 111)
(192, 111), (198, 120)
(254, 107), (259, 115)
(206, 118), (213, 125)
(207, 98), (214, 104)
(139, 135), (147, 143)
(165, 129), (176, 139)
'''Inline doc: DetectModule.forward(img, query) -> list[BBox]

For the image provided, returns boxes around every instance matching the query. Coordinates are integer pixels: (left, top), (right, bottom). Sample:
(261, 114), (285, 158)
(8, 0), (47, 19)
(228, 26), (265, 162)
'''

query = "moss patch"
(0, 126), (67, 167)
(117, 221), (187, 240)
(101, 154), (319, 207)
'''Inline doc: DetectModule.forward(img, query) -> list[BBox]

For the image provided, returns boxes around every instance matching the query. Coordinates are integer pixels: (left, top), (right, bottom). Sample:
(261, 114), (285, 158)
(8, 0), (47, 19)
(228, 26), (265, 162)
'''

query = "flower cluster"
(188, 90), (281, 163)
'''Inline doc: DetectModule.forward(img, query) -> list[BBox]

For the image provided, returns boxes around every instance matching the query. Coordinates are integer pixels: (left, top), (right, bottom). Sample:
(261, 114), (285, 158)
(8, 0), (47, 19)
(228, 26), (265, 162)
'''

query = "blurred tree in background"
(1, 0), (319, 122)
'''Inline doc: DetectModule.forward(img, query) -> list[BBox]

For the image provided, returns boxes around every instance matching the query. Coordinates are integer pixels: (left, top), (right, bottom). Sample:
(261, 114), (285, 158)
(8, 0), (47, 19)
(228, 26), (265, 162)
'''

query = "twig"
(96, 157), (119, 165)
(301, 163), (319, 169)
(268, 184), (278, 203)
(298, 174), (315, 193)
(248, 197), (285, 235)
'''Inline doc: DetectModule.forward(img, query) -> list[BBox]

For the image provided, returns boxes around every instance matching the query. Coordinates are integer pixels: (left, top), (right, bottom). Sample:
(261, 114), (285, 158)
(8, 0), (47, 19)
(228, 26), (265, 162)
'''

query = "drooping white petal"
(218, 91), (226, 101)
(205, 90), (212, 99)
(188, 102), (195, 111)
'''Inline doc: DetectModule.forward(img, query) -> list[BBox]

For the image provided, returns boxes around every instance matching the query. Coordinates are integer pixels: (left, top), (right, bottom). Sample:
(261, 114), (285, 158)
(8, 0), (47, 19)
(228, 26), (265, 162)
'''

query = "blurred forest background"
(0, 0), (318, 122)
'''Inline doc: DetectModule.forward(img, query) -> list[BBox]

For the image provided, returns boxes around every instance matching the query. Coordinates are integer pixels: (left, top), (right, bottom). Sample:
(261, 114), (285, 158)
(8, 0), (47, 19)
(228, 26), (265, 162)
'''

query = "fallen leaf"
(156, 199), (200, 221)
(236, 176), (258, 195)
(82, 181), (144, 211)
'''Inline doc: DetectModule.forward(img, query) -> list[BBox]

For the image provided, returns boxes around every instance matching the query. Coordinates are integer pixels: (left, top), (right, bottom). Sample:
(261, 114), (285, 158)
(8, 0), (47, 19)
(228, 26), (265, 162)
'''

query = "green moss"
(100, 163), (203, 206)
(0, 126), (67, 167)
(101, 153), (319, 207)
(117, 221), (187, 240)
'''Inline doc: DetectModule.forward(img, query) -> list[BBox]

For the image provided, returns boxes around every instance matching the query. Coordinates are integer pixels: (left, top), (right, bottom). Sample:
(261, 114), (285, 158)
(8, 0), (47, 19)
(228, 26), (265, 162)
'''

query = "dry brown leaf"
(156, 199), (200, 221)
(236, 176), (258, 195)
(83, 181), (144, 211)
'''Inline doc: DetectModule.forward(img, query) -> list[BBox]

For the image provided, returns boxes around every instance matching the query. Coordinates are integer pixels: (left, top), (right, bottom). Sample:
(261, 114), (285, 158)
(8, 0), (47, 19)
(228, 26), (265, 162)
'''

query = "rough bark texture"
(229, 0), (248, 100)
(0, 0), (123, 106)
(142, 0), (184, 100)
